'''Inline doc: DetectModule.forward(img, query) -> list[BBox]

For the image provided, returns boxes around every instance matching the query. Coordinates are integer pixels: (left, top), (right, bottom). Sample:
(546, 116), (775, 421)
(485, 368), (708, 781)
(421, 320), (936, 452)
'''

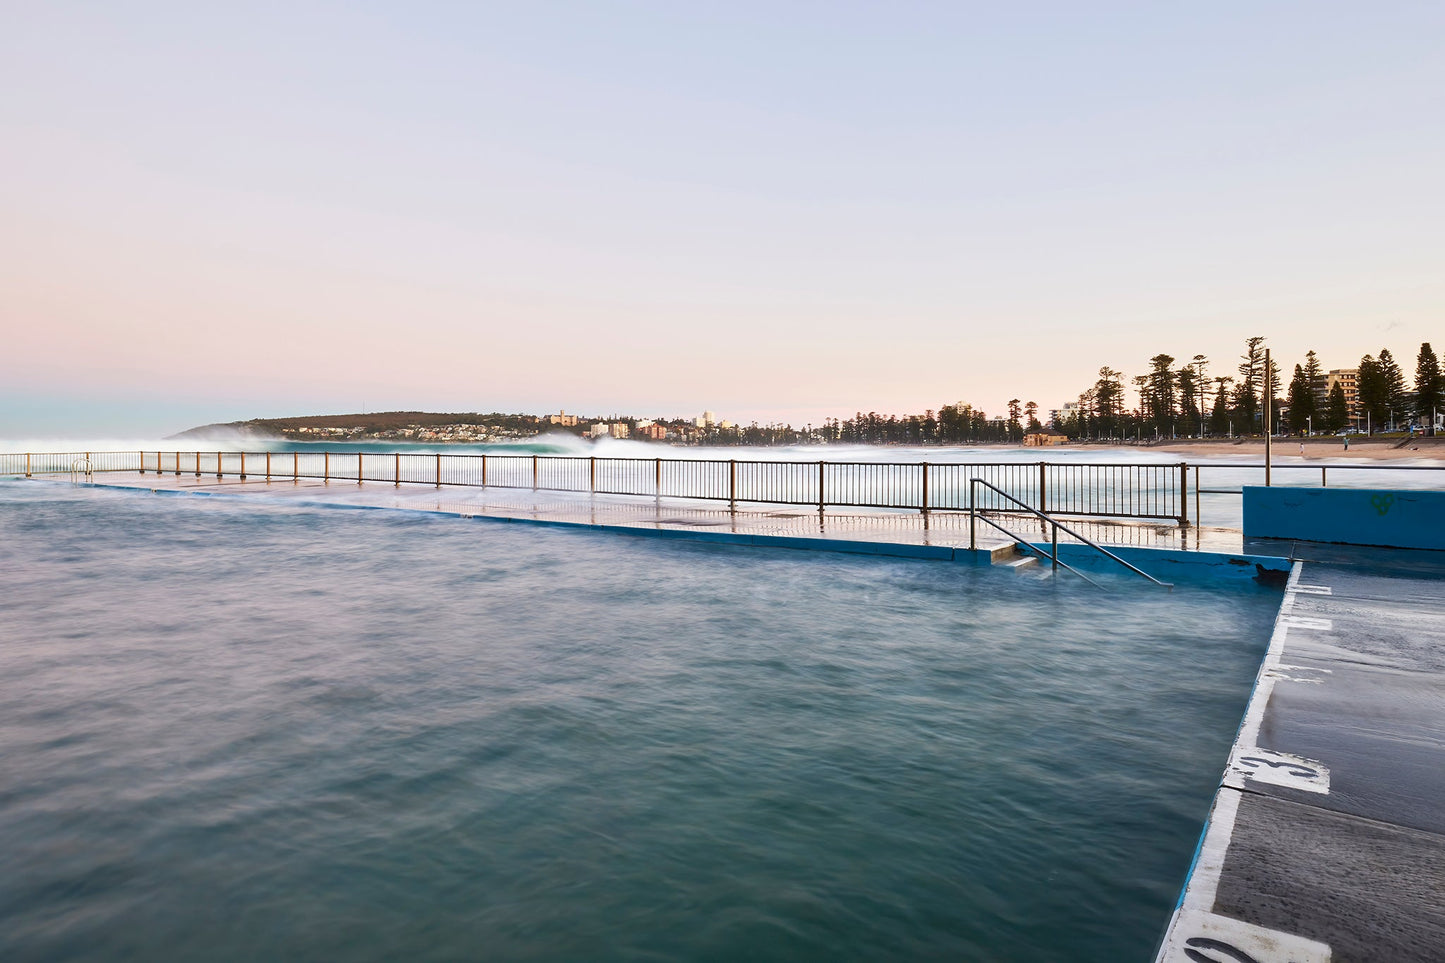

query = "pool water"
(0, 482), (1279, 961)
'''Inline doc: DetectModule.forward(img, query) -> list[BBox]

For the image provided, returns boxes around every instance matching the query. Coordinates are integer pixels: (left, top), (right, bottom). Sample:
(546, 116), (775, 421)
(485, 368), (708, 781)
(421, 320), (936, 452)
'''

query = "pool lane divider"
(74, 478), (1292, 577)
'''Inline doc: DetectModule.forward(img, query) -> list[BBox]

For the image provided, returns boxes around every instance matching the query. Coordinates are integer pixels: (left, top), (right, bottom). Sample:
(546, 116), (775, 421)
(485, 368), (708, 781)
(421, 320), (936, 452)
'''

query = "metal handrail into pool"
(969, 478), (1172, 589)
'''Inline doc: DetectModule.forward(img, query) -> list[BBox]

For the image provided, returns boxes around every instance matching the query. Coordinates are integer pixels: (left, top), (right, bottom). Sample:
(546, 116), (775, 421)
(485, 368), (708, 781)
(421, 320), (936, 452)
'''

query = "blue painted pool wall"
(1243, 486), (1445, 550)
(1026, 543), (1289, 583)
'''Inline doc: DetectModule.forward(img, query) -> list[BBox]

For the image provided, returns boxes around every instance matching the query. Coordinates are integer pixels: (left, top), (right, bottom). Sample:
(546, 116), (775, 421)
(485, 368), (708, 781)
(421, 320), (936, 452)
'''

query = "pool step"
(991, 546), (1040, 572)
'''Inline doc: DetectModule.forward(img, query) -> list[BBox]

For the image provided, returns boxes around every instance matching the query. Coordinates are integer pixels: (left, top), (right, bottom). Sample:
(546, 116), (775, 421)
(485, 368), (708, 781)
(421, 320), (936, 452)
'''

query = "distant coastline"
(168, 410), (1445, 459)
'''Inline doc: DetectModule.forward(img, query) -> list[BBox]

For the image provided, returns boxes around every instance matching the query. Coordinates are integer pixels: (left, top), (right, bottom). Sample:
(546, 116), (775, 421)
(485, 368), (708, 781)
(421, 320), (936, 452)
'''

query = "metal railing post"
(482, 454), (488, 487)
(25, 453), (30, 477)
(175, 451), (181, 476)
(266, 452), (271, 482)
(729, 460), (736, 512)
(969, 478), (977, 550)
(532, 455), (538, 491)
(436, 453), (441, 488)
(240, 452), (246, 480)
(324, 452), (329, 482)
(195, 451), (200, 478)
(818, 460), (825, 514)
(1179, 462), (1189, 527)
(921, 462), (930, 514)
(395, 453), (400, 487)
(1321, 466), (1327, 487)
(1263, 347), (1273, 486)
(655, 457), (661, 497)
(293, 452), (298, 481)
(217, 452), (222, 479)
(590, 456), (597, 493)
(357, 452), (363, 485)
(1194, 465), (1201, 528)
(1039, 461), (1047, 514)
(140, 450), (146, 474)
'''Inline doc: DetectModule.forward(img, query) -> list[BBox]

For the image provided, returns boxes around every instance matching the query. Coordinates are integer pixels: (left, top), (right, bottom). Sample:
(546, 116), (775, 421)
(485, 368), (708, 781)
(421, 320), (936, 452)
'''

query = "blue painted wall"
(1243, 486), (1445, 549)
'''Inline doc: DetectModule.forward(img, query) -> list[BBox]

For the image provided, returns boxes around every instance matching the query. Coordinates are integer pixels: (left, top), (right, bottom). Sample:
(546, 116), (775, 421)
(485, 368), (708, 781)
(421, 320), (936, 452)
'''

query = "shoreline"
(1116, 436), (1445, 461)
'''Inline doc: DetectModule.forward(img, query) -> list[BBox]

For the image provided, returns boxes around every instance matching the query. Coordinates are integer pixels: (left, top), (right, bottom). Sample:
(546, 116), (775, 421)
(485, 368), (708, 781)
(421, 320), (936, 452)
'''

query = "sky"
(2, 1), (1442, 437)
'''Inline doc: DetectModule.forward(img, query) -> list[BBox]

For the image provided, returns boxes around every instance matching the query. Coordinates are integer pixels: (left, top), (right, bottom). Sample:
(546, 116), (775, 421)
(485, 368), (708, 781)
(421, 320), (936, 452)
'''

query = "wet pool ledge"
(1153, 558), (1445, 961)
(74, 474), (1288, 579)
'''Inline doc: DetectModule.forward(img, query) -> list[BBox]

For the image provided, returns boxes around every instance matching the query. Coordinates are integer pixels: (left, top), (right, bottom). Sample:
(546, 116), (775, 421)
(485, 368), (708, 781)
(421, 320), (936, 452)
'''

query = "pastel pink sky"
(3, 3), (1442, 436)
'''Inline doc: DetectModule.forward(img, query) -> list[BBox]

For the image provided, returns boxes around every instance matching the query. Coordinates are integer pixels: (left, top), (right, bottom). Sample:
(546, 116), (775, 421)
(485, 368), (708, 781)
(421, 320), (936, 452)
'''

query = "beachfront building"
(1327, 369), (1360, 429)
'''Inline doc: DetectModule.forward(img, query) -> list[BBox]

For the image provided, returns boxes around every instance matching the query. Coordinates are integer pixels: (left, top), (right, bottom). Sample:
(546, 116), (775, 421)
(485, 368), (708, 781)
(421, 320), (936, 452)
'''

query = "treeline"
(712, 336), (1444, 447)
(1055, 337), (1443, 440)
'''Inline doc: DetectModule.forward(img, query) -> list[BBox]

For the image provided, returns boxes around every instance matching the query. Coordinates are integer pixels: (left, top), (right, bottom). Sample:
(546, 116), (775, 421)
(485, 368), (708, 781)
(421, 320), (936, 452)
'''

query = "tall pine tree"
(1378, 349), (1408, 429)
(1325, 381), (1349, 433)
(1286, 364), (1315, 433)
(1414, 343), (1442, 432)
(1357, 355), (1386, 433)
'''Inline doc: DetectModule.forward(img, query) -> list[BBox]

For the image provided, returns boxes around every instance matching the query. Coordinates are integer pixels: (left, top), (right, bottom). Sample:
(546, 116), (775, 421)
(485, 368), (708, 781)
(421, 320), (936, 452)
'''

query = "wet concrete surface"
(1156, 558), (1445, 961)
(1214, 791), (1445, 960)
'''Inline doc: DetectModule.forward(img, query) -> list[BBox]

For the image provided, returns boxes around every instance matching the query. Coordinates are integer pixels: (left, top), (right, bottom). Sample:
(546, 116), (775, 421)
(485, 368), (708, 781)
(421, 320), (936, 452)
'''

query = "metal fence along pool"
(8, 449), (1445, 527)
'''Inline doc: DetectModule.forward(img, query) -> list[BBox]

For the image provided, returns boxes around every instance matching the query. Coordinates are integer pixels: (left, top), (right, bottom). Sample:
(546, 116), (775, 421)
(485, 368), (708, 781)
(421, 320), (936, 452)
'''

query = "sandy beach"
(1131, 436), (1445, 461)
(1004, 435), (1445, 462)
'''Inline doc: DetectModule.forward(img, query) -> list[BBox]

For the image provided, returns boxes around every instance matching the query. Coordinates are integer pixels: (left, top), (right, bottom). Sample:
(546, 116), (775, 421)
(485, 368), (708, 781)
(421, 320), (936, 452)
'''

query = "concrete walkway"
(1155, 556), (1445, 961)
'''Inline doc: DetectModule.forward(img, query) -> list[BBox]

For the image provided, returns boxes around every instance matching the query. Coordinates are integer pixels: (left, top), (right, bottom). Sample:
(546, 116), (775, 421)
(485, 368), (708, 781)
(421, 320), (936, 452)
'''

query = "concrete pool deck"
(1155, 556), (1445, 961)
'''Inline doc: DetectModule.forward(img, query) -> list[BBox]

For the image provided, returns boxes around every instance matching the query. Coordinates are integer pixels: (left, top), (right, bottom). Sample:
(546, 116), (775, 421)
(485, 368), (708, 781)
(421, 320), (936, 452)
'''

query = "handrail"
(969, 478), (1172, 589)
(970, 511), (1099, 586)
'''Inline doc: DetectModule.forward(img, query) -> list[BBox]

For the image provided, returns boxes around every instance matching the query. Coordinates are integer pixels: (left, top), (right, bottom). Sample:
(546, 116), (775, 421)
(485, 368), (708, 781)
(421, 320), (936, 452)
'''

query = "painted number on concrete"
(1227, 747), (1330, 794)
(1160, 911), (1331, 963)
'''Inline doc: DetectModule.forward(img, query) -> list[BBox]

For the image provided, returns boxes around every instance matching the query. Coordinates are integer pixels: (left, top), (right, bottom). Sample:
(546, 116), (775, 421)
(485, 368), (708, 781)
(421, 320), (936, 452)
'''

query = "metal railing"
(968, 478), (1172, 588)
(6, 451), (1445, 531)
(1189, 461), (1445, 525)
(66, 451), (1190, 524)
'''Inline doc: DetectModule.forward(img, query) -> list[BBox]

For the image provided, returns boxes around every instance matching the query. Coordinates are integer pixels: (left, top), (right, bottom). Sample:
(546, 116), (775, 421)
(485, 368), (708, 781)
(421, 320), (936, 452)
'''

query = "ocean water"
(0, 481), (1279, 961)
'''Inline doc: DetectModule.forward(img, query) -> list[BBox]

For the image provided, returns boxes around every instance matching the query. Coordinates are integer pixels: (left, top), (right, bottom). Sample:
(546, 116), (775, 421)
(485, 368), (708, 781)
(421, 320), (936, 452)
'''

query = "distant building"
(548, 410), (579, 427)
(609, 423), (630, 439)
(638, 423), (668, 440)
(588, 423), (610, 438)
(1023, 432), (1069, 447)
(1326, 369), (1360, 428)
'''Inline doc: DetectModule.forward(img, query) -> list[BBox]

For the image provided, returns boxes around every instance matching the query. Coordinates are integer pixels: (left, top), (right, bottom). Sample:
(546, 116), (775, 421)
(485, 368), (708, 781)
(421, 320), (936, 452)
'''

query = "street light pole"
(1264, 348), (1273, 486)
